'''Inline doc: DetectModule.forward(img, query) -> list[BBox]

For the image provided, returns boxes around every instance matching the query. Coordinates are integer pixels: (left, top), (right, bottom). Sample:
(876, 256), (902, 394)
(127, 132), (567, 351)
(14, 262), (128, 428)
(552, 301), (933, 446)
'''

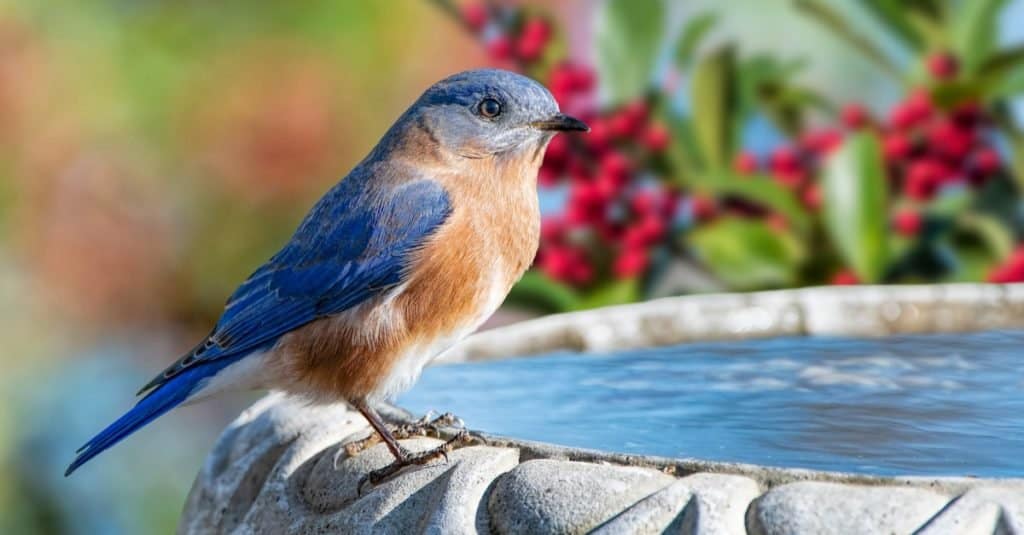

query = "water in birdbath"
(400, 329), (1024, 477)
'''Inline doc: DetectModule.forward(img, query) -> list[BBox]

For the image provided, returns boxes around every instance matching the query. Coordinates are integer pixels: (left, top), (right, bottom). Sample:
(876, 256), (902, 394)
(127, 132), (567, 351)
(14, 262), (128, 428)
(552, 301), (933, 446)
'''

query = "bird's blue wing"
(140, 175), (452, 393)
(66, 176), (451, 476)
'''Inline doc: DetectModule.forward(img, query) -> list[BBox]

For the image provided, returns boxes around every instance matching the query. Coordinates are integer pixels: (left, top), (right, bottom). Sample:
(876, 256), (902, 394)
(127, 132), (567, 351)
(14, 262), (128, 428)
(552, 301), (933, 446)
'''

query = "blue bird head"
(404, 68), (588, 158)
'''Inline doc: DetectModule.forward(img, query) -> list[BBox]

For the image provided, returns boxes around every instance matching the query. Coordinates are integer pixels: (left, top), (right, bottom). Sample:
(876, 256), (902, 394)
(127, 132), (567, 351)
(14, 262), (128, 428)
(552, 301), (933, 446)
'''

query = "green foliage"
(689, 217), (806, 290)
(690, 45), (739, 171)
(793, 0), (903, 79)
(822, 133), (889, 283)
(706, 172), (813, 234)
(594, 0), (665, 105)
(673, 11), (717, 70)
(952, 0), (1008, 73)
(507, 271), (638, 313)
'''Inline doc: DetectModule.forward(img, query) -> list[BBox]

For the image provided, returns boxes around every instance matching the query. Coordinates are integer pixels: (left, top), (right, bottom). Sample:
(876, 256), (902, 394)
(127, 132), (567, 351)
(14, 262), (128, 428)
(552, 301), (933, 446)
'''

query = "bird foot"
(345, 412), (464, 458)
(358, 430), (473, 491)
(394, 411), (465, 440)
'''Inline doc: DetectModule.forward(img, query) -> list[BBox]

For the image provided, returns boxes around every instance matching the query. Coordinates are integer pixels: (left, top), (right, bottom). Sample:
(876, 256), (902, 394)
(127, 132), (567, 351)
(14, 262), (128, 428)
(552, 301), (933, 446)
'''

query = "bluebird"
(66, 69), (587, 479)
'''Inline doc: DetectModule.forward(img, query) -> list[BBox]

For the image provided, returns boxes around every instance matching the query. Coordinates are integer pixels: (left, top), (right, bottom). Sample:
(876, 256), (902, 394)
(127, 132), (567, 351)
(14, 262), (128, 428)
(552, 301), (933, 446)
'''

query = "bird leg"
(351, 402), (474, 487)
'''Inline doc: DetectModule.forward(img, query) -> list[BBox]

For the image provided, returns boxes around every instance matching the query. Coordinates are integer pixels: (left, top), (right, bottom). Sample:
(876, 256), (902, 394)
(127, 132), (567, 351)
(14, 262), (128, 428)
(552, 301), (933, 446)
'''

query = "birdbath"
(179, 283), (1024, 534)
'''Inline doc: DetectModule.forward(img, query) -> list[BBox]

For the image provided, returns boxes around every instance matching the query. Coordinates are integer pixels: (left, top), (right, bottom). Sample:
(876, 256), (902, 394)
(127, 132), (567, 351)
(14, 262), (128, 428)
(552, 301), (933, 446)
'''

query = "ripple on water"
(400, 330), (1024, 477)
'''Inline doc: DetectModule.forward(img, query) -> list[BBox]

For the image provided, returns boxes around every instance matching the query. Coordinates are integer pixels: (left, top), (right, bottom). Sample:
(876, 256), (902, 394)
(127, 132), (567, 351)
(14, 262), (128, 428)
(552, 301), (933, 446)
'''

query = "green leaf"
(594, 0), (665, 105)
(952, 0), (1008, 73)
(793, 0), (904, 80)
(688, 217), (806, 290)
(507, 271), (581, 313)
(978, 44), (1024, 94)
(822, 132), (889, 282)
(690, 45), (739, 171)
(673, 11), (717, 70)
(576, 278), (640, 310)
(944, 243), (995, 282)
(979, 44), (1024, 77)
(956, 213), (1015, 260)
(860, 0), (924, 51)
(705, 172), (813, 234)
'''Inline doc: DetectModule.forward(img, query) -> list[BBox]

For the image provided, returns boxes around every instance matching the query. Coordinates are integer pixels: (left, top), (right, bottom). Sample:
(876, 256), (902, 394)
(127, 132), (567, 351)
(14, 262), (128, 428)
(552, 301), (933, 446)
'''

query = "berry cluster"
(459, 2), (552, 64)
(449, 0), (1021, 291)
(722, 54), (1005, 284)
(537, 93), (679, 284)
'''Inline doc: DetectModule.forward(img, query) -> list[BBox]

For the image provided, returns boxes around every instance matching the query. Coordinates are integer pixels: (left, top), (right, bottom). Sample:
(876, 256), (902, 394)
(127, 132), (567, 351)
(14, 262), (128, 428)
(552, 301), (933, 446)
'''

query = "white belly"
(369, 265), (510, 401)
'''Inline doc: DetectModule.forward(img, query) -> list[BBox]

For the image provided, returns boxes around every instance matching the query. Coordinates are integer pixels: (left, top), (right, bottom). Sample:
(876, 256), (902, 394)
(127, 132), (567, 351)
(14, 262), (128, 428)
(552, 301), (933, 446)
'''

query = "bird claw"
(356, 430), (473, 493)
(393, 411), (465, 440)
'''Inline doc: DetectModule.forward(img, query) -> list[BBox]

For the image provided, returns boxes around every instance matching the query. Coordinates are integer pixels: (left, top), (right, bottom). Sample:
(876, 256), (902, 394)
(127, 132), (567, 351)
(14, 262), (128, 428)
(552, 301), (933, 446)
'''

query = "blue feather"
(67, 173), (451, 475)
(65, 356), (241, 476)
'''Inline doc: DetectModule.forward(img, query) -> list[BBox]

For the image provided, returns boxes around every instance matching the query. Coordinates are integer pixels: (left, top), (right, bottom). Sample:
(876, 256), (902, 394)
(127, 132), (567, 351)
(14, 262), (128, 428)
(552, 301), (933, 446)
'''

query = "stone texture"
(676, 474), (762, 534)
(916, 486), (1024, 534)
(178, 395), (520, 535)
(747, 481), (949, 535)
(591, 473), (759, 535)
(487, 459), (676, 534)
(181, 394), (1024, 535)
(440, 283), (1024, 364)
(180, 282), (1024, 534)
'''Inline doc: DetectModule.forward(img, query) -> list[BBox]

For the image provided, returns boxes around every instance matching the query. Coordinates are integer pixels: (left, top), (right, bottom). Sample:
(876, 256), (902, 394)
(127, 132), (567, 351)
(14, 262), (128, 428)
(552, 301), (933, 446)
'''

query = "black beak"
(532, 113), (590, 132)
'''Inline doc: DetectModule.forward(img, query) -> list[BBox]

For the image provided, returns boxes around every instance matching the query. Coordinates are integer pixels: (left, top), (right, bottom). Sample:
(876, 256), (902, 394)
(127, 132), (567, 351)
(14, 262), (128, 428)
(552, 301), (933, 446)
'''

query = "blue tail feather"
(65, 358), (236, 476)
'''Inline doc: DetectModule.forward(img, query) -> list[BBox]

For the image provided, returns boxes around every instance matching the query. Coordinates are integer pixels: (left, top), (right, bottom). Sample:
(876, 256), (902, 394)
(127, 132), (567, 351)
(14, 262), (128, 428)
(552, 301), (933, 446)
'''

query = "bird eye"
(478, 98), (502, 119)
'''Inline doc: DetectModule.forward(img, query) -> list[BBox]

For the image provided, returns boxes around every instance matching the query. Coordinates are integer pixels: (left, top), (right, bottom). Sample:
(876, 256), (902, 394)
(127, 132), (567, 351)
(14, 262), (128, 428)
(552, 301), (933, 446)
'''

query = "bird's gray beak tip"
(532, 113), (589, 133)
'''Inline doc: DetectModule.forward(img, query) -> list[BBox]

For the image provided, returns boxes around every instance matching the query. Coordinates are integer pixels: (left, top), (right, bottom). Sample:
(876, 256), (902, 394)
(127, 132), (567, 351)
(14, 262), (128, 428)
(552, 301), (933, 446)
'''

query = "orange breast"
(271, 150), (542, 403)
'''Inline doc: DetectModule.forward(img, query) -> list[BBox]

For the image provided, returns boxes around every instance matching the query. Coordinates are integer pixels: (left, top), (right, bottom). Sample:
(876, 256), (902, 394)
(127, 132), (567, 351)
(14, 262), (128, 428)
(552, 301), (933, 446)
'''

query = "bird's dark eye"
(478, 98), (502, 119)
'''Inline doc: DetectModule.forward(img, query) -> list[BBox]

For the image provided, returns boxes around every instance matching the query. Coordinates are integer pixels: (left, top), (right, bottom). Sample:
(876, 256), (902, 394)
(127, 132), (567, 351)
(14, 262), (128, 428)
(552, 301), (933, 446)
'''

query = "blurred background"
(2, 0), (1023, 532)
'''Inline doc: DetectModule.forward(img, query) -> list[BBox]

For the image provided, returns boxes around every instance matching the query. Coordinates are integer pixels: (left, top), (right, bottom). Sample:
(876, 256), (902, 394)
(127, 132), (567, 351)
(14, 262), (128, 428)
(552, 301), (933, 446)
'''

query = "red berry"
(905, 160), (943, 200)
(609, 109), (639, 138)
(638, 216), (666, 243)
(460, 2), (488, 31)
(893, 210), (922, 237)
(550, 67), (573, 92)
(516, 34), (546, 62)
(888, 104), (916, 130)
(882, 132), (912, 162)
(515, 19), (550, 62)
(540, 217), (566, 243)
(773, 168), (807, 189)
(570, 257), (594, 285)
(623, 100), (648, 124)
(600, 151), (631, 179)
(831, 269), (860, 285)
(770, 146), (799, 173)
(642, 123), (671, 152)
(975, 147), (1001, 174)
(630, 190), (656, 216)
(952, 101), (983, 127)
(802, 129), (844, 155)
(545, 134), (569, 164)
(521, 17), (550, 41)
(691, 195), (716, 222)
(927, 119), (974, 161)
(927, 52), (959, 80)
(841, 103), (869, 129)
(486, 35), (513, 60)
(613, 247), (650, 279)
(571, 67), (595, 91)
(594, 171), (621, 199)
(905, 89), (934, 122)
(733, 151), (759, 174)
(585, 118), (612, 153)
(537, 164), (559, 186)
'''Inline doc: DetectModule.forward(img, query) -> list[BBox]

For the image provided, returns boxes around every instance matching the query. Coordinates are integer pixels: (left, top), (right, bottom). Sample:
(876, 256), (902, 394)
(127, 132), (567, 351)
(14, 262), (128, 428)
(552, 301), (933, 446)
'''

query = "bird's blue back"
(66, 164), (452, 475)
